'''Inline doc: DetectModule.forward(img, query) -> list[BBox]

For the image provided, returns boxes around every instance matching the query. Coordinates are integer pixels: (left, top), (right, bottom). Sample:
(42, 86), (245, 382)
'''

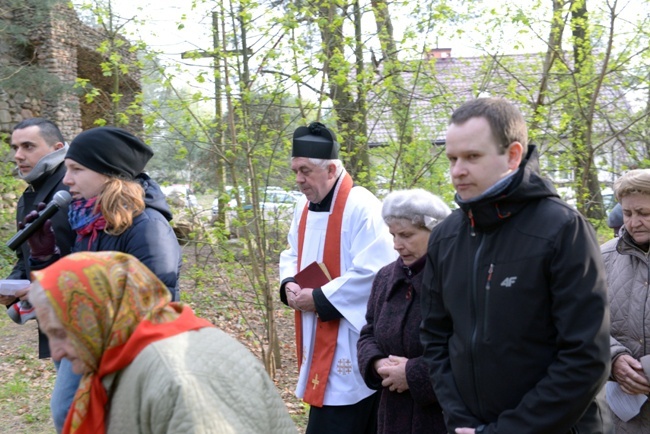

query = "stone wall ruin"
(0, 1), (141, 142)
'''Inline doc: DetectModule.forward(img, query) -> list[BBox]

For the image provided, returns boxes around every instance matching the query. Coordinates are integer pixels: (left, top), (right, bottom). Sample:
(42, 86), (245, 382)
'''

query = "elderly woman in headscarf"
(29, 251), (295, 434)
(357, 189), (451, 434)
(602, 169), (650, 432)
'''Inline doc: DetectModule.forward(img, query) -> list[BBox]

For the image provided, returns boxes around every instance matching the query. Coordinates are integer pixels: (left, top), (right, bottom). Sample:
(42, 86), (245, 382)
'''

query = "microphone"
(6, 191), (72, 251)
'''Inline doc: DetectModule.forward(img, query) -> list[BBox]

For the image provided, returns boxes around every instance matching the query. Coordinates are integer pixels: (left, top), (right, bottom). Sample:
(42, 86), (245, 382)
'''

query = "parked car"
(556, 185), (617, 212)
(212, 187), (299, 217)
(602, 187), (616, 212)
(211, 187), (300, 236)
(211, 186), (248, 217)
(260, 190), (300, 221)
(161, 184), (199, 210)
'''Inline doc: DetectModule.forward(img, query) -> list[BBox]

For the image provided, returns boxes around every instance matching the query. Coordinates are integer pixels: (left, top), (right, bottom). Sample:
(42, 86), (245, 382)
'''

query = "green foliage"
(0, 135), (24, 276)
(591, 216), (616, 246)
(0, 377), (29, 399)
(0, 316), (56, 432)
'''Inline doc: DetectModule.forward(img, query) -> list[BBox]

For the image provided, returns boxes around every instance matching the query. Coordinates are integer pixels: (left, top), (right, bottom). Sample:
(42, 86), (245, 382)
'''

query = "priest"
(279, 121), (396, 434)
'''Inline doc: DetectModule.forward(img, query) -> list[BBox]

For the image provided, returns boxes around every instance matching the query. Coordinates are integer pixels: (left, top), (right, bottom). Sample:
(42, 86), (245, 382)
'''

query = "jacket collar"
(616, 229), (650, 262)
(26, 162), (67, 205)
(456, 146), (558, 231)
(384, 256), (425, 300)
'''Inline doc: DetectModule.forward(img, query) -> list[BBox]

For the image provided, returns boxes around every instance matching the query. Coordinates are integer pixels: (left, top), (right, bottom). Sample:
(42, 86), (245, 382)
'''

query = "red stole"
(295, 173), (353, 407)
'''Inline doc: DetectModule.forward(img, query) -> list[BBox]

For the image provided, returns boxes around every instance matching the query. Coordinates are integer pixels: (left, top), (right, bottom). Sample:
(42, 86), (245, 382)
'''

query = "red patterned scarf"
(68, 197), (107, 249)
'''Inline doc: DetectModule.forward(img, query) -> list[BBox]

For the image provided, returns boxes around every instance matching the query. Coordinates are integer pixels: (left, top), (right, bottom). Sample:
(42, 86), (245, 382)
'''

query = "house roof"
(365, 49), (631, 151)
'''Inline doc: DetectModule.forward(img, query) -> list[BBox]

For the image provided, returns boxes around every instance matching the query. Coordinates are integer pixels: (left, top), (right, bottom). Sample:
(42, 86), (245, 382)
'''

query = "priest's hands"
(286, 283), (316, 312)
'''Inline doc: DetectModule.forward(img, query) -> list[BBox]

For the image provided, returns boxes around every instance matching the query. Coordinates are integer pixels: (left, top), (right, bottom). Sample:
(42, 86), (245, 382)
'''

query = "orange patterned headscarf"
(31, 251), (214, 434)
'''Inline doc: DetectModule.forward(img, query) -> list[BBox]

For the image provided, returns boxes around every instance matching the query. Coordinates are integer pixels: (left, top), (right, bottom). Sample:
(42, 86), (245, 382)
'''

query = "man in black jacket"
(420, 98), (611, 434)
(1, 118), (75, 356)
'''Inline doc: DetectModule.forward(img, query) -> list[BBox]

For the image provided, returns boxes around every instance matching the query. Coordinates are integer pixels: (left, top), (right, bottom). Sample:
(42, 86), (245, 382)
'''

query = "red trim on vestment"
(295, 173), (352, 407)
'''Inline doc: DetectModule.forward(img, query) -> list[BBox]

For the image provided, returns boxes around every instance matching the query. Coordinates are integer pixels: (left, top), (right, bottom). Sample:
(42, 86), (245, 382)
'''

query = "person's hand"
(14, 287), (29, 300)
(0, 286), (29, 306)
(613, 354), (650, 395)
(455, 429), (476, 434)
(373, 357), (394, 379)
(286, 282), (302, 310)
(22, 204), (58, 259)
(285, 283), (316, 312)
(377, 355), (409, 393)
(0, 295), (17, 306)
(294, 287), (316, 312)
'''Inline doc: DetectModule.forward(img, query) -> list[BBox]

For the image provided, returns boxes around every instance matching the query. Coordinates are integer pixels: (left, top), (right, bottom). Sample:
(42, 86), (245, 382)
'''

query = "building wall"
(0, 1), (141, 141)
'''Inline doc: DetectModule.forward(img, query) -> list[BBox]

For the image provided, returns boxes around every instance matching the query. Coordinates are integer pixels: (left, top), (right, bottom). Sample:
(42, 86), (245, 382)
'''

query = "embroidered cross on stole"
(295, 172), (353, 407)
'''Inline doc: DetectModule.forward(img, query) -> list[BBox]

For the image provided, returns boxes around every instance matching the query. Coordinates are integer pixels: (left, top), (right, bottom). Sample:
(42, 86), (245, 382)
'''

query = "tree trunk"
(530, 0), (565, 127)
(570, 0), (604, 219)
(316, 1), (369, 181)
(371, 0), (418, 187)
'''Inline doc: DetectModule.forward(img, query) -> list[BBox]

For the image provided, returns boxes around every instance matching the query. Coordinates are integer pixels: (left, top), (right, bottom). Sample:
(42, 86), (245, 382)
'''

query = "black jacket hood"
(136, 173), (174, 222)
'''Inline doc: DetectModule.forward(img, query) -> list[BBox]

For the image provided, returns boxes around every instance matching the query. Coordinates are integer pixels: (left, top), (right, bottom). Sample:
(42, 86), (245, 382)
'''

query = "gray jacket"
(103, 328), (296, 434)
(602, 230), (650, 432)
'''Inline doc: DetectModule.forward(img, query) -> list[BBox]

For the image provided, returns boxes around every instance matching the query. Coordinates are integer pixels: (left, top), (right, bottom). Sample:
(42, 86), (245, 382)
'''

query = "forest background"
(0, 0), (649, 431)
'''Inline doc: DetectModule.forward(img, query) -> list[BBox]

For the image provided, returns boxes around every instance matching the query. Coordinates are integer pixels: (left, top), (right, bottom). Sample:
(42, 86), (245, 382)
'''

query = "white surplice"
(279, 176), (397, 406)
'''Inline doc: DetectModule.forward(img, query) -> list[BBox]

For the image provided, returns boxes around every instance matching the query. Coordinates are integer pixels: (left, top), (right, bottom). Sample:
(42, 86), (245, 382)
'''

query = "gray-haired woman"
(602, 169), (650, 432)
(357, 188), (451, 434)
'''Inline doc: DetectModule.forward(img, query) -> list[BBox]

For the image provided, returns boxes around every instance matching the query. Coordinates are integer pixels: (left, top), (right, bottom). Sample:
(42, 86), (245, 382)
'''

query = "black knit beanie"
(66, 127), (153, 180)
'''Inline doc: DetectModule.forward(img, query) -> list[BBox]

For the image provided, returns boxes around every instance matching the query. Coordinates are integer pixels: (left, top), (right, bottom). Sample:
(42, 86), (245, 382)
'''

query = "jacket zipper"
(484, 263), (494, 335)
(471, 232), (486, 417)
(641, 252), (650, 354)
(468, 209), (476, 237)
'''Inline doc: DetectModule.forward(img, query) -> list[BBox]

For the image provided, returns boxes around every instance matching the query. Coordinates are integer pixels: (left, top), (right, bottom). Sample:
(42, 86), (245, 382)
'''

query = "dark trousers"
(305, 392), (379, 434)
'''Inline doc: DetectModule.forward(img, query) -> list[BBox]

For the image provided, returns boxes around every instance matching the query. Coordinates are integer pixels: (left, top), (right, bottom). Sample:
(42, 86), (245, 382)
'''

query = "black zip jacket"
(8, 162), (76, 358)
(420, 146), (611, 433)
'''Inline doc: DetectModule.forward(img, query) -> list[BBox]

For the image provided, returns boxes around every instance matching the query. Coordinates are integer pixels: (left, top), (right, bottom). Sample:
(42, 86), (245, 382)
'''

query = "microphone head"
(52, 190), (72, 207)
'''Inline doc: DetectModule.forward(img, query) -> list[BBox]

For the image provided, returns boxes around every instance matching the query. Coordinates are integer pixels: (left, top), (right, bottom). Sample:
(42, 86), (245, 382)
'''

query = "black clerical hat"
(292, 122), (339, 159)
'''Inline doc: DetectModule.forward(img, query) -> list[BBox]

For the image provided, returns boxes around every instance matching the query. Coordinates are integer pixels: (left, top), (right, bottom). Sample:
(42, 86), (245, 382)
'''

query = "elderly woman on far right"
(602, 169), (650, 432)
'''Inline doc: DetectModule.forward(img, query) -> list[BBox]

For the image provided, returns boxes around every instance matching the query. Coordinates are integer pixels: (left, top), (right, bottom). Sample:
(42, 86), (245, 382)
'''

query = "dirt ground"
(0, 248), (307, 433)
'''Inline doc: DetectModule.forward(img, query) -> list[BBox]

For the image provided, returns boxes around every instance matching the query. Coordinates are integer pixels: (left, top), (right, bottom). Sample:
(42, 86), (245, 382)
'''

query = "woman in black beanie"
(61, 127), (180, 298)
(27, 126), (182, 433)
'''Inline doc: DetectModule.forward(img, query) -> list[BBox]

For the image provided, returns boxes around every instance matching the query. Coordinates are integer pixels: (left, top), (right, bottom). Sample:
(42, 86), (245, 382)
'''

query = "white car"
(260, 190), (300, 221)
(212, 188), (299, 220)
(162, 184), (199, 209)
(211, 186), (247, 217)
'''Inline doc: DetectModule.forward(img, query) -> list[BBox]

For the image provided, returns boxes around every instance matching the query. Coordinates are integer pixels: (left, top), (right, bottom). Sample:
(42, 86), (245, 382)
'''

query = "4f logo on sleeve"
(500, 276), (518, 288)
